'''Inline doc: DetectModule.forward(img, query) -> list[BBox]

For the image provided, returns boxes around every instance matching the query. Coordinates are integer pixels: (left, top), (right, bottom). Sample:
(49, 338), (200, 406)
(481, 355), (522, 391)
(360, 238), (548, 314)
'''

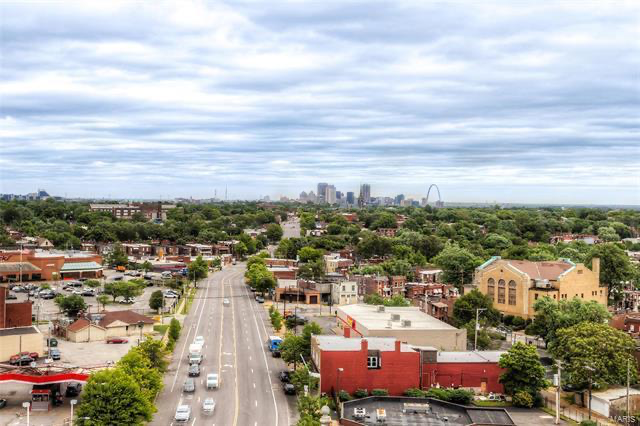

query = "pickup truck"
(10, 352), (38, 365)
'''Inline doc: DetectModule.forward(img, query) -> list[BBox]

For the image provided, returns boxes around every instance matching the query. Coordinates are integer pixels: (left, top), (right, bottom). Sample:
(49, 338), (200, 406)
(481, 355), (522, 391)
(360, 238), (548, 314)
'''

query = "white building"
(332, 281), (358, 305)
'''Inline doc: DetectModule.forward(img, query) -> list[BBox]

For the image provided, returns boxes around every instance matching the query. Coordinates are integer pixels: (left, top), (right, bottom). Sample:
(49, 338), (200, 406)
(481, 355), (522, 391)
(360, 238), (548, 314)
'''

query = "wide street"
(153, 264), (296, 426)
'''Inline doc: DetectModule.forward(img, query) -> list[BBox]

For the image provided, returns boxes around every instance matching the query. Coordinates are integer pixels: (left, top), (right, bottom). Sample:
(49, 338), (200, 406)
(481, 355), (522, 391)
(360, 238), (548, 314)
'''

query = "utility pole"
(584, 365), (594, 420)
(627, 356), (631, 426)
(474, 308), (487, 351)
(555, 361), (562, 425)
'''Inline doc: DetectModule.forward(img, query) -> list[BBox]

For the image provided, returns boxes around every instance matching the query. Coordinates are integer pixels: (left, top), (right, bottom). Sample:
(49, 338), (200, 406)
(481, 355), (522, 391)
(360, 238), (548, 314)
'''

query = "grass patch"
(472, 400), (511, 407)
(154, 325), (169, 334)
(181, 288), (196, 314)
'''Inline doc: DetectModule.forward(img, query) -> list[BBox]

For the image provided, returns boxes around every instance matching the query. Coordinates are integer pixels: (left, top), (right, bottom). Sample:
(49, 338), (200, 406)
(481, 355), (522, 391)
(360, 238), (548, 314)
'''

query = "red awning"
(0, 372), (89, 385)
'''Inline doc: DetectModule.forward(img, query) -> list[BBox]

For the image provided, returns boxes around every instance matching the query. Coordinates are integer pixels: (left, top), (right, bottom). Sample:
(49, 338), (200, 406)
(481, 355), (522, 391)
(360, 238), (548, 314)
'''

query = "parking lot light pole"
(336, 368), (344, 399)
(22, 401), (30, 426)
(138, 320), (144, 345)
(584, 365), (595, 420)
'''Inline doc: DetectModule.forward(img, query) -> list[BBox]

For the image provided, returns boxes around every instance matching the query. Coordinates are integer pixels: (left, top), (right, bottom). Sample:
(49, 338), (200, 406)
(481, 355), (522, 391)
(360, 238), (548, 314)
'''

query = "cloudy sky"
(1, 1), (639, 204)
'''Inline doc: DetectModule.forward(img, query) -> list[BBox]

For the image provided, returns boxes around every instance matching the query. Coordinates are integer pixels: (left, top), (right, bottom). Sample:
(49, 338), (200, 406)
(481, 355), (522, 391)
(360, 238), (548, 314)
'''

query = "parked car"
(112, 275), (123, 281)
(121, 297), (135, 304)
(255, 296), (265, 303)
(279, 371), (290, 382)
(106, 337), (128, 344)
(223, 298), (230, 306)
(10, 355), (34, 366)
(206, 373), (219, 389)
(188, 364), (200, 377)
(164, 290), (179, 298)
(46, 337), (58, 347)
(81, 289), (95, 297)
(174, 405), (191, 423)
(6, 293), (17, 300)
(49, 348), (61, 361)
(288, 315), (308, 325)
(11, 286), (26, 293)
(202, 398), (216, 414)
(282, 383), (296, 395)
(272, 349), (281, 358)
(39, 291), (56, 300)
(143, 274), (154, 280)
(0, 398), (6, 409)
(65, 383), (82, 397)
(183, 378), (196, 393)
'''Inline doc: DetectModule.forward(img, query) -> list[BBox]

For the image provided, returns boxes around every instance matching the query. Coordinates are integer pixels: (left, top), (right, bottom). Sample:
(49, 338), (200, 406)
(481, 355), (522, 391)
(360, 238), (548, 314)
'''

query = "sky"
(1, 1), (639, 205)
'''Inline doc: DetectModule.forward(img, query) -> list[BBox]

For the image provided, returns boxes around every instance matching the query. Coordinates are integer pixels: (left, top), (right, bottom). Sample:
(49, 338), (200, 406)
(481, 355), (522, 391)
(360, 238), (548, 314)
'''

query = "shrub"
(580, 421), (597, 426)
(269, 304), (276, 315)
(168, 318), (181, 342)
(371, 389), (389, 396)
(425, 388), (450, 401)
(502, 315), (514, 326)
(448, 389), (473, 405)
(165, 339), (175, 352)
(404, 388), (426, 398)
(354, 389), (368, 398)
(338, 390), (352, 401)
(512, 316), (526, 329)
(513, 391), (534, 408)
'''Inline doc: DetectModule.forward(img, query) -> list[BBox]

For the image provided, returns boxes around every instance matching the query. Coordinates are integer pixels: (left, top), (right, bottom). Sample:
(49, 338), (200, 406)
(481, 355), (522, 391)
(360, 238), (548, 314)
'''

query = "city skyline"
(1, 2), (639, 205)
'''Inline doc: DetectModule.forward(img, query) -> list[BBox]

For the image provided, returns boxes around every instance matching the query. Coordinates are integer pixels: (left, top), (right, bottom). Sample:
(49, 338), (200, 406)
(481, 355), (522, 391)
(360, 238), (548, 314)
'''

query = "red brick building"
(0, 286), (32, 329)
(268, 266), (297, 280)
(389, 275), (406, 296)
(421, 349), (506, 394)
(0, 249), (103, 282)
(311, 336), (420, 396)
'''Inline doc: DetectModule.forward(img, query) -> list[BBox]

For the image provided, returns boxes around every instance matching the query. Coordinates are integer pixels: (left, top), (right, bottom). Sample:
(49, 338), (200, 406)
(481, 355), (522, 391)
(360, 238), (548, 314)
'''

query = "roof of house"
(314, 335), (415, 352)
(67, 318), (91, 332)
(98, 310), (155, 328)
(592, 386), (640, 401)
(0, 262), (41, 272)
(479, 256), (574, 281)
(436, 351), (505, 363)
(0, 326), (41, 337)
(60, 261), (103, 272)
(338, 304), (458, 331)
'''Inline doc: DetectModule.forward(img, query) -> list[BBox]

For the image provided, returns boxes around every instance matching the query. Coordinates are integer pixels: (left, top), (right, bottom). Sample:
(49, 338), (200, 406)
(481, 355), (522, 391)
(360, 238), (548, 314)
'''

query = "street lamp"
(336, 368), (344, 399)
(70, 399), (77, 422)
(22, 401), (30, 426)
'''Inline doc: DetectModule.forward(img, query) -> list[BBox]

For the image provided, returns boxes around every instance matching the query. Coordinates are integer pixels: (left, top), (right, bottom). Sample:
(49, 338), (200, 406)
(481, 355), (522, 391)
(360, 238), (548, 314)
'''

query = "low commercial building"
(311, 336), (420, 395)
(332, 281), (358, 306)
(589, 387), (640, 418)
(0, 326), (44, 362)
(473, 256), (607, 319)
(268, 266), (297, 280)
(66, 318), (107, 343)
(97, 310), (155, 338)
(341, 396), (514, 426)
(0, 249), (103, 282)
(336, 304), (466, 351)
(420, 348), (506, 393)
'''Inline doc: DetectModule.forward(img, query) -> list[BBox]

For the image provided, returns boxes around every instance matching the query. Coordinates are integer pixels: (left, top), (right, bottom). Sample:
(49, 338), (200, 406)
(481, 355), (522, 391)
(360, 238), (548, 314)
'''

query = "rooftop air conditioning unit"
(401, 320), (412, 327)
(391, 314), (401, 321)
(377, 305), (385, 313)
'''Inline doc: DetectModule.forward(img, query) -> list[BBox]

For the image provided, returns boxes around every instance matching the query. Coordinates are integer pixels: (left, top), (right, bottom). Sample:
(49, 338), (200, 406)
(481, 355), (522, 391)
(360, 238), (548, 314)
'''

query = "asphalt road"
(152, 264), (296, 426)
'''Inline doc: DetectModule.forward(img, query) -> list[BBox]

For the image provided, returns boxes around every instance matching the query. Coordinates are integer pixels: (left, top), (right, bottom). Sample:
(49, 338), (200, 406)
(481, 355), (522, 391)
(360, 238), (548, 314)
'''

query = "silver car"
(202, 398), (216, 414)
(174, 405), (191, 422)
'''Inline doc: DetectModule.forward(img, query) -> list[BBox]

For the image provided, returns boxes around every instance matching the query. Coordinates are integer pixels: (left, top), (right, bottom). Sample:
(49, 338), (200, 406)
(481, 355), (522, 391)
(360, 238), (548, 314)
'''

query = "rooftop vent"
(401, 319), (412, 328)
(391, 314), (401, 321)
(377, 305), (385, 312)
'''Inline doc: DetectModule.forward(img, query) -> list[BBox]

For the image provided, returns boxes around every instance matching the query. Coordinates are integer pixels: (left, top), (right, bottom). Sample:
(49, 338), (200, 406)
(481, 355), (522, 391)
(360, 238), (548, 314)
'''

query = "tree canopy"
(498, 342), (548, 397)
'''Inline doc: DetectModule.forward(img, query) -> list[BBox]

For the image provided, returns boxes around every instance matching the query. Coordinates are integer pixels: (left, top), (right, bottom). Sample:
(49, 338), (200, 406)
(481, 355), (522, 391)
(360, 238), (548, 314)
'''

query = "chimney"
(591, 257), (600, 277)
(395, 340), (401, 352)
(361, 339), (368, 352)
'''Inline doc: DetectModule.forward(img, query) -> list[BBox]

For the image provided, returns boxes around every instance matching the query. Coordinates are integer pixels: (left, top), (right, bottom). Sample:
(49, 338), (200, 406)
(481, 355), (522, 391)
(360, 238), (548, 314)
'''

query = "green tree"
(290, 366), (319, 394)
(298, 259), (325, 281)
(551, 322), (637, 389)
(384, 294), (411, 307)
(141, 260), (153, 272)
(363, 294), (385, 305)
(105, 243), (129, 267)
(187, 255), (209, 281)
(298, 246), (324, 263)
(115, 281), (144, 300)
(432, 243), (482, 288)
(586, 244), (634, 303)
(296, 394), (331, 424)
(528, 297), (610, 346)
(598, 226), (620, 242)
(246, 255), (266, 270)
(452, 289), (500, 327)
(103, 282), (119, 302)
(137, 338), (169, 372)
(266, 223), (284, 242)
(97, 294), (110, 311)
(75, 368), (153, 426)
(117, 348), (163, 401)
(280, 333), (306, 366)
(54, 294), (87, 317)
(498, 342), (548, 396)
(149, 290), (164, 312)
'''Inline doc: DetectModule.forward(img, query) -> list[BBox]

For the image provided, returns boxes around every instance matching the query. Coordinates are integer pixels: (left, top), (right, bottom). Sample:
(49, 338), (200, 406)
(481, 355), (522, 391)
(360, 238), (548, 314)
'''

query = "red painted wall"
(422, 362), (505, 393)
(319, 340), (420, 396)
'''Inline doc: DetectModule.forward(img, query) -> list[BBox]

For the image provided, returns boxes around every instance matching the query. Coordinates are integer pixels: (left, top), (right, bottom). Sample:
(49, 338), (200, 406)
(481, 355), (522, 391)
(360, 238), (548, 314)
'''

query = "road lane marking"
(253, 383), (256, 388)
(230, 272), (240, 426)
(255, 400), (258, 407)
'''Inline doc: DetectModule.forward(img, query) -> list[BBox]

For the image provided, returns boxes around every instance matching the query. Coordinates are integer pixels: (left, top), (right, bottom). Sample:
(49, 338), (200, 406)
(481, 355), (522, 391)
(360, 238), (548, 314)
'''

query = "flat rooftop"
(338, 304), (457, 331)
(437, 351), (505, 363)
(314, 336), (415, 352)
(342, 396), (514, 426)
(0, 326), (41, 337)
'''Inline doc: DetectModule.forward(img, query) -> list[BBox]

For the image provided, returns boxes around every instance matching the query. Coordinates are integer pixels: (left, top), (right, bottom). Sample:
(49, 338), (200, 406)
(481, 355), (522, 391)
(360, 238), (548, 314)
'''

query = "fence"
(543, 395), (618, 425)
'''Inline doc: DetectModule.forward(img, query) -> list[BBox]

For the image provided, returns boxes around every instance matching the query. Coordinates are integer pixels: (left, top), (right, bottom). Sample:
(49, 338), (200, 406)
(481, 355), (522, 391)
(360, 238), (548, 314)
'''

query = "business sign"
(346, 315), (356, 330)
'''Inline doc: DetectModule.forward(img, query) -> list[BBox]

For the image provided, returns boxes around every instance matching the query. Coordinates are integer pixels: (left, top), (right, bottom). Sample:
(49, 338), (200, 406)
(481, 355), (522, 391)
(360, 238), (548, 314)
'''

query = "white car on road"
(193, 336), (205, 346)
(202, 398), (216, 414)
(223, 298), (230, 306)
(174, 405), (191, 422)
(206, 373), (218, 389)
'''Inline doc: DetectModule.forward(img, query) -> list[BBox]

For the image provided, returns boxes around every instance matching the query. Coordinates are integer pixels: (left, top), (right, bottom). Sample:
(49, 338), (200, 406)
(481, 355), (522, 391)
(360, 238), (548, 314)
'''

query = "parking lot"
(8, 270), (180, 321)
